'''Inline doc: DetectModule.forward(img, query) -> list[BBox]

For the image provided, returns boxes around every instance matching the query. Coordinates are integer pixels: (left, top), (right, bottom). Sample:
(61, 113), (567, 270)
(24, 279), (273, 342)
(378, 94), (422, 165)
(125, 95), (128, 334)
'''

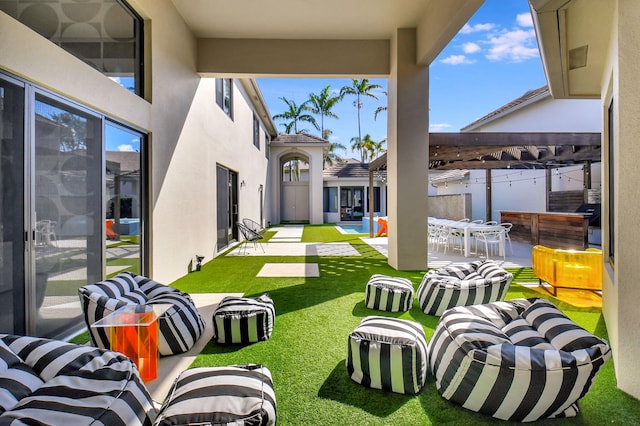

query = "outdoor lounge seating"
(428, 298), (611, 422)
(532, 245), (602, 296)
(212, 294), (275, 344)
(0, 334), (155, 425)
(364, 274), (414, 312)
(346, 316), (428, 394)
(78, 272), (206, 356)
(155, 364), (277, 425)
(417, 260), (512, 316)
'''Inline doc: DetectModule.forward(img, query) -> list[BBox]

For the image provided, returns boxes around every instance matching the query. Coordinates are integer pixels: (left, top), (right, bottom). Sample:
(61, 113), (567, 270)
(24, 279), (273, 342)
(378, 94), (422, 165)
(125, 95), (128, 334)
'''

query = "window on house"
(253, 114), (260, 149)
(265, 132), (270, 159)
(282, 158), (308, 182)
(0, 0), (144, 96)
(216, 78), (233, 119)
(323, 187), (338, 212)
(367, 186), (381, 212)
(608, 98), (615, 266)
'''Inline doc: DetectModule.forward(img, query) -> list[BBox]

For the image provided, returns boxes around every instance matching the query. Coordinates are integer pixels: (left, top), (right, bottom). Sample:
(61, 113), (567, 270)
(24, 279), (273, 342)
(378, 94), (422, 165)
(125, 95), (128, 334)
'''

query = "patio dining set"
(428, 217), (513, 259)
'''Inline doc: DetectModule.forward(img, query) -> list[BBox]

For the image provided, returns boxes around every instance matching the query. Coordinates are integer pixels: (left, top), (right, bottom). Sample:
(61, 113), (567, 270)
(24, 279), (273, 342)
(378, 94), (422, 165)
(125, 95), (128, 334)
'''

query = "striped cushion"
(129, 274), (206, 355)
(155, 365), (276, 426)
(213, 295), (275, 344)
(428, 298), (611, 422)
(417, 260), (513, 316)
(364, 274), (414, 312)
(0, 340), (44, 413)
(79, 273), (206, 356)
(347, 316), (428, 394)
(0, 334), (154, 426)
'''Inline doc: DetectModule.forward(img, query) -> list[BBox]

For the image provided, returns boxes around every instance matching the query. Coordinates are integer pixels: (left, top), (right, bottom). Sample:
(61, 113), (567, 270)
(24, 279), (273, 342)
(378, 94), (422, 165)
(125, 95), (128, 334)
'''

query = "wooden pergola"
(367, 132), (602, 236)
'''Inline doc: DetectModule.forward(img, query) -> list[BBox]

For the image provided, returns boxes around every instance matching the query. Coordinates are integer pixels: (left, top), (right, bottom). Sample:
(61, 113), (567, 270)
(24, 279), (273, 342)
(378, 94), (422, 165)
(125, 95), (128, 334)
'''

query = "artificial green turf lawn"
(171, 224), (640, 425)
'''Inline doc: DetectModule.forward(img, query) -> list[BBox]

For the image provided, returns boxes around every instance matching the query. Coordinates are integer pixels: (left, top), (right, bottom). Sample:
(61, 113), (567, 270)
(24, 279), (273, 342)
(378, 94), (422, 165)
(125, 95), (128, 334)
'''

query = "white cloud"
(440, 55), (475, 65)
(118, 144), (135, 152)
(460, 23), (496, 34)
(485, 29), (539, 62)
(429, 123), (453, 132)
(517, 12), (533, 27)
(463, 42), (481, 54)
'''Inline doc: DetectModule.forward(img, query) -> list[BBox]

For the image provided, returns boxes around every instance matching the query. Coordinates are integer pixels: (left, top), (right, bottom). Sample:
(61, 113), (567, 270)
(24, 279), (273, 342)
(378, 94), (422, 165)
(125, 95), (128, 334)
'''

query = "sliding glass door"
(33, 93), (103, 337)
(340, 187), (365, 221)
(0, 71), (147, 339)
(0, 76), (26, 334)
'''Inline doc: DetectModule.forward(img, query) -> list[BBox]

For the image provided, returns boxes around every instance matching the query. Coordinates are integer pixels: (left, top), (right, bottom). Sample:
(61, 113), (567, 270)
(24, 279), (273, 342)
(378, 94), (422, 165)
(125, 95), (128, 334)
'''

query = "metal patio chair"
(237, 222), (265, 255)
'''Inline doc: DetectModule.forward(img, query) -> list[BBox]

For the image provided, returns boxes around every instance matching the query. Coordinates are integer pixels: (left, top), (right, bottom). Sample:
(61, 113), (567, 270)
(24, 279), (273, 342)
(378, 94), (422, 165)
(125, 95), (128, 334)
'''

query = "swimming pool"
(336, 224), (368, 234)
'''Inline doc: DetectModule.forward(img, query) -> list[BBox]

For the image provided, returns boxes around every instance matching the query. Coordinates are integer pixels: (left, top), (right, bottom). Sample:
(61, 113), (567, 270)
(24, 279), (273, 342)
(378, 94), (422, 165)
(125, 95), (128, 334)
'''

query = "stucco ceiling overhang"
(530, 0), (614, 98)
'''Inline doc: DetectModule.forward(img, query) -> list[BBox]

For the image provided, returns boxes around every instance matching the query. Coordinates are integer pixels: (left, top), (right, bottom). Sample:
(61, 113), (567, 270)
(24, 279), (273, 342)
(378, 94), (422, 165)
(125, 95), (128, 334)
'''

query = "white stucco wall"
(601, 0), (640, 399)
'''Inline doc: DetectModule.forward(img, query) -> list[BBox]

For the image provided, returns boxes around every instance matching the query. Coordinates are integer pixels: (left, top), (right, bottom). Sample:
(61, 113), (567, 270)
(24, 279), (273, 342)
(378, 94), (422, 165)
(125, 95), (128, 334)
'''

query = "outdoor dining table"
(429, 217), (506, 257)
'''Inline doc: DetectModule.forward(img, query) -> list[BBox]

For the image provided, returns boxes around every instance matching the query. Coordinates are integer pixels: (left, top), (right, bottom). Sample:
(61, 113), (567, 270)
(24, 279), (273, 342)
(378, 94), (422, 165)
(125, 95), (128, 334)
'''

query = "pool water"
(336, 224), (368, 234)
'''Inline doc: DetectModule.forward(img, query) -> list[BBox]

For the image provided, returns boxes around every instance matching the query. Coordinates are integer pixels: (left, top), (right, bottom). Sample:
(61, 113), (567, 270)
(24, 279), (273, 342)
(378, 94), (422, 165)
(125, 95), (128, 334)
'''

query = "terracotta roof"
(461, 86), (550, 131)
(272, 132), (329, 144)
(323, 161), (387, 179)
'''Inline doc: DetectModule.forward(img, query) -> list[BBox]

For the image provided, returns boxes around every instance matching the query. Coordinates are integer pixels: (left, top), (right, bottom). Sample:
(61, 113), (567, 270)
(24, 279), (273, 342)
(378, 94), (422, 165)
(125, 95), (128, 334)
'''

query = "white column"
(387, 28), (429, 270)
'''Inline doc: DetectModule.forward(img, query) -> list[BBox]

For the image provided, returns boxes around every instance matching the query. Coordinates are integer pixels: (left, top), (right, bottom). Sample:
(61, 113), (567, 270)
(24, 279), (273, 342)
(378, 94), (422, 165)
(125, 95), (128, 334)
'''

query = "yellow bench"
(531, 245), (602, 296)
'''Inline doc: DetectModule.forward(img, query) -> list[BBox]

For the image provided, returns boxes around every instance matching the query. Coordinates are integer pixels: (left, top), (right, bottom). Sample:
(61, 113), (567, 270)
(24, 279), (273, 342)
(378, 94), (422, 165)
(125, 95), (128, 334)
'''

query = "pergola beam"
(429, 132), (601, 147)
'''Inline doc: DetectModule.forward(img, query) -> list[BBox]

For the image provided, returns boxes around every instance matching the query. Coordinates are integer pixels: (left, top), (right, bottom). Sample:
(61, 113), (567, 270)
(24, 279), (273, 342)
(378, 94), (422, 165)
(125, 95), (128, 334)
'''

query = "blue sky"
(257, 0), (548, 160)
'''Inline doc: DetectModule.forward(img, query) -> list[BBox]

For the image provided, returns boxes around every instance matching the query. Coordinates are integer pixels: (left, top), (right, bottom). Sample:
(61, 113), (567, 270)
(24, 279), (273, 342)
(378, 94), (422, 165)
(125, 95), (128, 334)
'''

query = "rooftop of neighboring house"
(323, 160), (387, 179)
(271, 132), (330, 144)
(461, 86), (550, 131)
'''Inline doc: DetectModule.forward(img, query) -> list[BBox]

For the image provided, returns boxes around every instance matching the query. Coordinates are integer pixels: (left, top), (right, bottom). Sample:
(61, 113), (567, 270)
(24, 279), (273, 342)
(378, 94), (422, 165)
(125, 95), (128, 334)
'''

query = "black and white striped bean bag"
(364, 274), (414, 312)
(347, 316), (428, 394)
(155, 364), (277, 425)
(78, 272), (206, 356)
(417, 260), (512, 316)
(212, 294), (275, 344)
(0, 334), (155, 425)
(428, 298), (611, 422)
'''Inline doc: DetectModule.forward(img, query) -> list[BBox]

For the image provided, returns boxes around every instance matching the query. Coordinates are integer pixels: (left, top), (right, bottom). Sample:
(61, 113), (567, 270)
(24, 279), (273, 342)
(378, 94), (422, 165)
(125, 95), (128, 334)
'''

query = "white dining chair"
(475, 228), (505, 261)
(499, 222), (513, 254)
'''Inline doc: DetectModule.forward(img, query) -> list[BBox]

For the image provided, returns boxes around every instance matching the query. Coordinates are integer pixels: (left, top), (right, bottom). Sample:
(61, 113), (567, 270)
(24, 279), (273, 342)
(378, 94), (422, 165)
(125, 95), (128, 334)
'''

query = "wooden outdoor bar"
(500, 211), (590, 250)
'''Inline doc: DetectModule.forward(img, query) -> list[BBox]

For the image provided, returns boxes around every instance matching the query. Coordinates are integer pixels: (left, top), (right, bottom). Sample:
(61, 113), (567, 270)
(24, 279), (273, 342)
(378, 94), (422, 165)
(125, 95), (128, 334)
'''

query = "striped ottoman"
(428, 298), (611, 421)
(365, 274), (414, 312)
(155, 364), (277, 426)
(212, 294), (275, 344)
(346, 316), (428, 394)
(417, 260), (512, 316)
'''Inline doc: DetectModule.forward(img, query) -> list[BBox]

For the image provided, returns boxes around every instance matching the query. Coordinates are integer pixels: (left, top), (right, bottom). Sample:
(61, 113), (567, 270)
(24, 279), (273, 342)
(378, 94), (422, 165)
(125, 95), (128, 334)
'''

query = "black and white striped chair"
(78, 272), (206, 356)
(417, 260), (512, 316)
(212, 294), (275, 344)
(428, 298), (611, 422)
(0, 334), (155, 425)
(347, 316), (428, 394)
(155, 364), (277, 425)
(364, 274), (414, 312)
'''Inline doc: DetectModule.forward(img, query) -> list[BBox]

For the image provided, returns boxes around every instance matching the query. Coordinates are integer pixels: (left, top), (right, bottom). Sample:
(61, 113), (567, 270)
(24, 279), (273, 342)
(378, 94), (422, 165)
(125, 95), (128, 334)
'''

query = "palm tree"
(340, 79), (383, 161)
(374, 91), (388, 121)
(325, 136), (347, 168)
(272, 97), (319, 134)
(361, 134), (386, 162)
(350, 136), (365, 162)
(307, 85), (340, 138)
